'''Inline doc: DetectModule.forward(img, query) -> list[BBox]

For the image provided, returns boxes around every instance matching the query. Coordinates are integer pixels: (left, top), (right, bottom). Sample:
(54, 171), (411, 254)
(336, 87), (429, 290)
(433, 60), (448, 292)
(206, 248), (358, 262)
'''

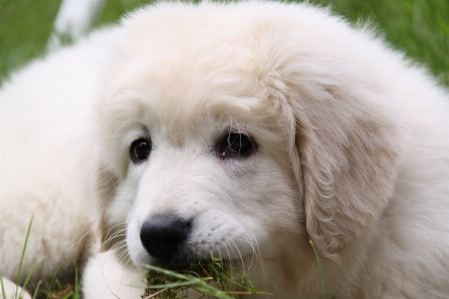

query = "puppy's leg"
(82, 251), (145, 299)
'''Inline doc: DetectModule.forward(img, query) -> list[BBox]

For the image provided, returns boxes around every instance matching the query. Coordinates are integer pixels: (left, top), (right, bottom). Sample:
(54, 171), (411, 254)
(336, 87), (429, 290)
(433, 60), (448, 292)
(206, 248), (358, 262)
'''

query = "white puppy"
(2, 1), (449, 299)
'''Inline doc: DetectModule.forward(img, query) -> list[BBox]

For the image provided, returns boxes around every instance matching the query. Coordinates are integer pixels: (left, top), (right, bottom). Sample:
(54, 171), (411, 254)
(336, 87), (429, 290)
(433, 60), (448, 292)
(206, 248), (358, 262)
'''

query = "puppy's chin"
(126, 224), (254, 272)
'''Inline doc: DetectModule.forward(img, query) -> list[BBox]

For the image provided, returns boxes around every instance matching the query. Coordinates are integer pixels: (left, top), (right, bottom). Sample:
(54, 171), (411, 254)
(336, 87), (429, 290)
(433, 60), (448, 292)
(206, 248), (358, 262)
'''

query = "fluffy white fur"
(2, 1), (449, 299)
(0, 28), (116, 296)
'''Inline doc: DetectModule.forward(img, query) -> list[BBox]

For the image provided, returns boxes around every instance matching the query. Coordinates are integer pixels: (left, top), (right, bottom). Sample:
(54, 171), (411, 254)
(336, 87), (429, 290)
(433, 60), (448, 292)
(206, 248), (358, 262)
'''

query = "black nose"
(140, 214), (191, 263)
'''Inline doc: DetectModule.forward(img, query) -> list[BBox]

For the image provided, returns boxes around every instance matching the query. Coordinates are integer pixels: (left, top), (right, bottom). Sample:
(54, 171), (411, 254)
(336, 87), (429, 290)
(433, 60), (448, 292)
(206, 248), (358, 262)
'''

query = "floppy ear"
(93, 163), (121, 252)
(91, 93), (141, 254)
(285, 80), (404, 260)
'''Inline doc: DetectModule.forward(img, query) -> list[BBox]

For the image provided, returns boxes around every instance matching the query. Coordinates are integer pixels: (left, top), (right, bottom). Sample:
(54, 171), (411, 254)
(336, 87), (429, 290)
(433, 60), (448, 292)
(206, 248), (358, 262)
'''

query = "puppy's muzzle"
(140, 214), (192, 267)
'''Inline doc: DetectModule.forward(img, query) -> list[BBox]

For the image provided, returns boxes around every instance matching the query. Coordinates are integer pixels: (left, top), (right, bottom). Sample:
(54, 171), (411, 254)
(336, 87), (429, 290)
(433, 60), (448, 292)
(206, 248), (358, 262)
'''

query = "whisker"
(241, 233), (256, 270)
(104, 222), (127, 239)
(244, 229), (269, 293)
(65, 228), (95, 253)
(105, 228), (126, 242)
(104, 226), (127, 247)
(227, 237), (245, 272)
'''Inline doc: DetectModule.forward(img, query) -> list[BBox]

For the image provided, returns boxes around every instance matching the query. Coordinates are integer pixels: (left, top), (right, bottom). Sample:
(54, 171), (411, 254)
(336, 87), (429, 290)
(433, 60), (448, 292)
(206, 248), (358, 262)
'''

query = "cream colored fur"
(0, 28), (115, 295)
(1, 1), (449, 299)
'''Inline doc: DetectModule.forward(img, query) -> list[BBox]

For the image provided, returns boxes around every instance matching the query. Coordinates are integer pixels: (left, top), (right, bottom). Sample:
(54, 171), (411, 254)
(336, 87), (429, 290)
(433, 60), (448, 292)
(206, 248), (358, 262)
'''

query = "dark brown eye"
(219, 133), (254, 158)
(130, 138), (151, 163)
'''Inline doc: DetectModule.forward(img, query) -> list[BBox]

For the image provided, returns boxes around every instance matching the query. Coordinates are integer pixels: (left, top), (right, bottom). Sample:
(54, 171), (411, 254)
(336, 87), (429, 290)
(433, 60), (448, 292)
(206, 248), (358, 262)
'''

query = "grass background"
(0, 0), (448, 87)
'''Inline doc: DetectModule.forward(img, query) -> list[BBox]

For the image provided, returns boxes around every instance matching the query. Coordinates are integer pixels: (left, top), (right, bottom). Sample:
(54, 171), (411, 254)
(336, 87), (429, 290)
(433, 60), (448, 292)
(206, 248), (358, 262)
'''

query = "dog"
(2, 1), (449, 299)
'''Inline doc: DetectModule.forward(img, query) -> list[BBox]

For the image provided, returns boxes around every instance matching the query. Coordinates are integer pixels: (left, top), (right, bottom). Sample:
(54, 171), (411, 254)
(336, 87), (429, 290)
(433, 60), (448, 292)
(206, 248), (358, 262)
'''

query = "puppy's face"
(94, 3), (403, 284)
(96, 36), (303, 270)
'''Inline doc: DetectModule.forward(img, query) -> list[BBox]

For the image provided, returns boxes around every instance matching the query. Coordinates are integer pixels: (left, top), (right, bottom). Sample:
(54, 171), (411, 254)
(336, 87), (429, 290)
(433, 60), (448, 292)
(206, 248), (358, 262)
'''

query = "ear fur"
(285, 80), (404, 260)
(93, 163), (120, 252)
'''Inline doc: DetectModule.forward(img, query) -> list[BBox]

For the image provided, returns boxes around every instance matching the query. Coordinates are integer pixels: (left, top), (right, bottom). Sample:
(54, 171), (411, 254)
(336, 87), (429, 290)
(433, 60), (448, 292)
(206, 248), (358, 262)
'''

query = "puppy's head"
(93, 1), (404, 275)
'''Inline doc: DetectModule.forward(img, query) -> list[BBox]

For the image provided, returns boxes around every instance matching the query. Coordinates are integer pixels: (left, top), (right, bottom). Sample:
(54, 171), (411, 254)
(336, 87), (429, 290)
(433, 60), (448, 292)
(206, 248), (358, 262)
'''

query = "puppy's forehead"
(106, 50), (266, 146)
(100, 2), (330, 148)
(105, 8), (278, 139)
(112, 25), (263, 101)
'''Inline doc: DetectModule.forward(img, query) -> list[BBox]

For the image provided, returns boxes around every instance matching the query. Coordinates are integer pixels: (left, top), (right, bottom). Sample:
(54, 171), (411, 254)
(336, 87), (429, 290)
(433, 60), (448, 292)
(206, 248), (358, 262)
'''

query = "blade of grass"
(144, 258), (271, 298)
(144, 264), (234, 299)
(60, 290), (74, 299)
(1, 273), (7, 299)
(31, 281), (42, 299)
(43, 257), (71, 297)
(16, 216), (34, 299)
(20, 263), (39, 299)
(146, 280), (203, 289)
(73, 266), (79, 299)
(310, 239), (326, 299)
(142, 288), (167, 299)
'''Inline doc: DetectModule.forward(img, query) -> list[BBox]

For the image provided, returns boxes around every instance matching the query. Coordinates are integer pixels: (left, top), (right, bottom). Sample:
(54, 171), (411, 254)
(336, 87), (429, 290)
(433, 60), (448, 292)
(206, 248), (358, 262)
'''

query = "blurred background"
(0, 0), (448, 86)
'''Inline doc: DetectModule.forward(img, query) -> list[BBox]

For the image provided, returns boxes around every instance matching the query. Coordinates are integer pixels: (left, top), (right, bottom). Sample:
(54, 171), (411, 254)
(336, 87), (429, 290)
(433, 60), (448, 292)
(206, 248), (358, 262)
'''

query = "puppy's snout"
(140, 214), (191, 262)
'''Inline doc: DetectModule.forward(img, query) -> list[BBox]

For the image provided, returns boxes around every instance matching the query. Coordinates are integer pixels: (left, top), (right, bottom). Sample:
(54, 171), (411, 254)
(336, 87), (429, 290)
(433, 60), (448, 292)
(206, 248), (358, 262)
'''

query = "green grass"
(0, 0), (154, 85)
(0, 217), (80, 299)
(310, 240), (326, 299)
(0, 0), (61, 85)
(1, 217), (35, 299)
(138, 242), (324, 299)
(0, 0), (448, 86)
(1, 217), (267, 299)
(313, 0), (449, 85)
(143, 258), (269, 299)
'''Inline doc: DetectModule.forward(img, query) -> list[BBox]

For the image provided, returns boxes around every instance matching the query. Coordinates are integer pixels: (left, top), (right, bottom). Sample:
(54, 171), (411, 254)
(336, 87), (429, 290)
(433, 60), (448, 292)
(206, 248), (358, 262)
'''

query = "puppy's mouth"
(138, 214), (248, 271)
(146, 248), (242, 271)
(149, 257), (235, 272)
(148, 255), (199, 271)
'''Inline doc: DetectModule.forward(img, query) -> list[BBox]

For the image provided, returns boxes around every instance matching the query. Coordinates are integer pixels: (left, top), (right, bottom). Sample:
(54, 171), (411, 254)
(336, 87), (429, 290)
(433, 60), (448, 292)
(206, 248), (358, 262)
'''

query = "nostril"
(140, 214), (191, 262)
